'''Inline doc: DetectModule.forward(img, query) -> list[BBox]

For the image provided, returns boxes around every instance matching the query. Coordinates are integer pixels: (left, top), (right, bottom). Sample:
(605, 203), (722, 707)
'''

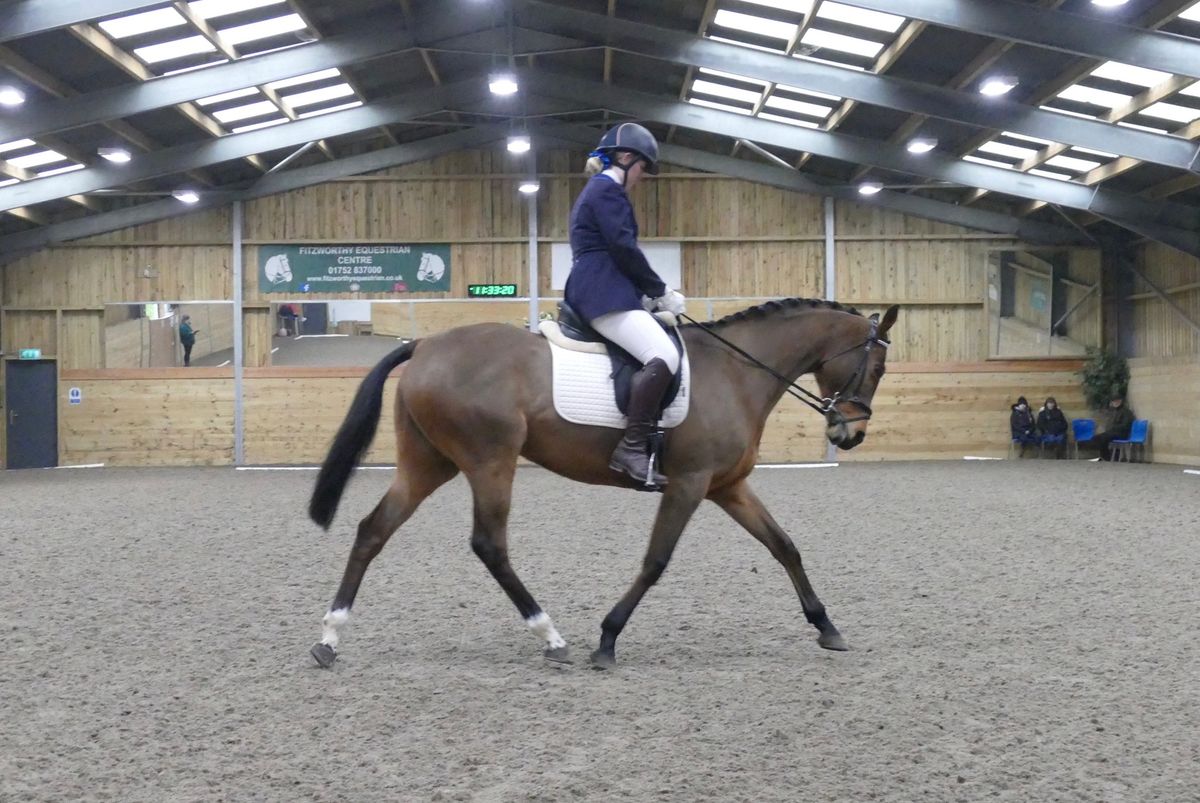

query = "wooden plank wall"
(1124, 245), (1199, 467)
(1126, 358), (1199, 466)
(2, 146), (1115, 467)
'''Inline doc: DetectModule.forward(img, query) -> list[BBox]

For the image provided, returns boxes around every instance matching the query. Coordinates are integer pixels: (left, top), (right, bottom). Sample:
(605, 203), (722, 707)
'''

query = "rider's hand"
(655, 290), (686, 316)
(641, 295), (657, 312)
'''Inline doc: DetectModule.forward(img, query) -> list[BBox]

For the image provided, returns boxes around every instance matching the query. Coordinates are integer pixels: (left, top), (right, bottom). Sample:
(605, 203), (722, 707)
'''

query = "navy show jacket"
(564, 174), (667, 322)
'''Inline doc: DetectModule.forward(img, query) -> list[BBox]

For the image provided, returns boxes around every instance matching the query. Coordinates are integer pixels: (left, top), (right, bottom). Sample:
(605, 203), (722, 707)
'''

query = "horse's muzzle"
(826, 423), (866, 450)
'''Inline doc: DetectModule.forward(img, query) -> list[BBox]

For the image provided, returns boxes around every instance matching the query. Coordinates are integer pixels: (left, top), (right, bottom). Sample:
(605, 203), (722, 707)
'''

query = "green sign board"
(19, 348), (42, 360)
(258, 244), (451, 293)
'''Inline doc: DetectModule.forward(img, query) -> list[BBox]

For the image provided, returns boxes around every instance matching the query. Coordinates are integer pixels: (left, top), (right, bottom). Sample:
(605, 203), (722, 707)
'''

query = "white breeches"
(591, 309), (680, 373)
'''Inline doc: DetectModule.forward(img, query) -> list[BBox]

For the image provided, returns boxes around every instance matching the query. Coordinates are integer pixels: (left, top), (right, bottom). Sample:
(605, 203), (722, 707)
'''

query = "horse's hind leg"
(464, 459), (570, 663)
(710, 480), (847, 651)
(311, 421), (457, 668)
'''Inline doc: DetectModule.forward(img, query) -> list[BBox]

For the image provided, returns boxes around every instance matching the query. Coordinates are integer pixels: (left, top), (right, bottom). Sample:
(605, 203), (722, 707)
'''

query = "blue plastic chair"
(1109, 419), (1150, 463)
(1071, 419), (1095, 459)
(1039, 433), (1066, 458)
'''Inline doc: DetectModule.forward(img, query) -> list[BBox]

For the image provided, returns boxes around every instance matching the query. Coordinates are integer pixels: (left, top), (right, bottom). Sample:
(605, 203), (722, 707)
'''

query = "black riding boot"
(610, 357), (673, 489)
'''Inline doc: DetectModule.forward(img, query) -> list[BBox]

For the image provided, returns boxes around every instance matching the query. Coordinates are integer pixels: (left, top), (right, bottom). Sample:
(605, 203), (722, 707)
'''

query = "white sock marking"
(321, 608), (350, 649)
(526, 612), (567, 650)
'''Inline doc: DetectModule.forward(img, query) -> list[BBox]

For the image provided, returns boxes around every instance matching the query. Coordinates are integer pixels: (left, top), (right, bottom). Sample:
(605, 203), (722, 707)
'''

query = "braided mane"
(686, 297), (862, 329)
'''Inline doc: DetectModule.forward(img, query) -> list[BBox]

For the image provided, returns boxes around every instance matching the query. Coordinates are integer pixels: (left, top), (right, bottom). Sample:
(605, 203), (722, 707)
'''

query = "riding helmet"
(593, 122), (660, 174)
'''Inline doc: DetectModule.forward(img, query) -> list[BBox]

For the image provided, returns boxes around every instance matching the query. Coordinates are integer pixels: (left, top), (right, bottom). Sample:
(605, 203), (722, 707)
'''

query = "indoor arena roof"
(0, 0), (1198, 256)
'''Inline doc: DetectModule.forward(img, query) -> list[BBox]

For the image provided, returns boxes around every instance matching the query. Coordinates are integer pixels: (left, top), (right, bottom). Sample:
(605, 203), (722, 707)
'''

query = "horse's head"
(813, 304), (898, 450)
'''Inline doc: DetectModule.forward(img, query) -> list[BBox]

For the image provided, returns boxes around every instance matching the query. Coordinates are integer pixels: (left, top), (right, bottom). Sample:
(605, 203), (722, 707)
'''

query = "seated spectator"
(1037, 396), (1069, 459)
(1078, 394), (1135, 462)
(1010, 396), (1038, 457)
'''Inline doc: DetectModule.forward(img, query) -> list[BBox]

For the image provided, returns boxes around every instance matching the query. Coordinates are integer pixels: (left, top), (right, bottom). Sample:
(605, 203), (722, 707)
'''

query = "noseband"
(678, 313), (889, 425)
(813, 316), (889, 426)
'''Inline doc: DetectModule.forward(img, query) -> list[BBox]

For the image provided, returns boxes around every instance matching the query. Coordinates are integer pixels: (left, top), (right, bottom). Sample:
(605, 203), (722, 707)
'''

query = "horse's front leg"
(591, 473), (709, 669)
(710, 480), (848, 651)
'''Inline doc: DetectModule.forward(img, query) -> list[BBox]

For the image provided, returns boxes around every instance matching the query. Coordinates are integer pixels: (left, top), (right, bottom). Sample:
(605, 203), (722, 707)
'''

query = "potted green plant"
(1079, 348), (1129, 410)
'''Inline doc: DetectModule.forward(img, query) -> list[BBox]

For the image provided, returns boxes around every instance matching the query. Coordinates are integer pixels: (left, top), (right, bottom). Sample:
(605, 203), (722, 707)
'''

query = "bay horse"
(309, 298), (899, 668)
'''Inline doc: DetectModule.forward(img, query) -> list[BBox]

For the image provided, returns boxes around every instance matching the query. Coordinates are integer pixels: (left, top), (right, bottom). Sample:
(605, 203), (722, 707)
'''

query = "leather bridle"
(679, 312), (889, 425)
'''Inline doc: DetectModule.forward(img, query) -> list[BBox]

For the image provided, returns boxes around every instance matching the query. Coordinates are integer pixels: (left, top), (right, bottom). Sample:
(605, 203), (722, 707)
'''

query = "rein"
(678, 311), (888, 425)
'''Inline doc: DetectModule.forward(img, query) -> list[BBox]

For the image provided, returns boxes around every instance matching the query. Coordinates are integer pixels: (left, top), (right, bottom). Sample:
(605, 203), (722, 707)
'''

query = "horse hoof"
(818, 632), (849, 651)
(589, 648), (616, 670)
(543, 646), (572, 664)
(310, 642), (338, 668)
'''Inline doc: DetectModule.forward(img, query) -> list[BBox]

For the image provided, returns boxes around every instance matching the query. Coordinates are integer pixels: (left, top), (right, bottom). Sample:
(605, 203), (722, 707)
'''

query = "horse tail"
(309, 340), (419, 529)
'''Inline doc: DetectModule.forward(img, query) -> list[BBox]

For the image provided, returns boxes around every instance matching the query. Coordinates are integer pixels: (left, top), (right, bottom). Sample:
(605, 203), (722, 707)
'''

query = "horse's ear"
(869, 312), (880, 323)
(878, 304), (900, 337)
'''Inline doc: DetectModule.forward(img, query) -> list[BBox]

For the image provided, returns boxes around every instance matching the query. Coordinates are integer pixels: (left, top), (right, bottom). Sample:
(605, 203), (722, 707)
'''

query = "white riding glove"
(655, 289), (687, 316)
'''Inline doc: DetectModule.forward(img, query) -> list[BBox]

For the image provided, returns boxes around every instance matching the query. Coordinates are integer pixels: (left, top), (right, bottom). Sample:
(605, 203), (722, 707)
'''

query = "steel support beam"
(513, 0), (1200, 172)
(0, 0), (167, 43)
(532, 119), (1088, 245)
(0, 126), (504, 257)
(525, 72), (1200, 254)
(837, 0), (1200, 80)
(0, 81), (483, 212)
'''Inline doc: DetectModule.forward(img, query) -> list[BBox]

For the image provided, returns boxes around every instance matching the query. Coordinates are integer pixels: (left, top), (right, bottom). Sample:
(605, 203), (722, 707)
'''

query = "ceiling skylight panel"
(977, 141), (1038, 160)
(98, 8), (186, 38)
(36, 164), (86, 177)
(738, 0), (809, 11)
(1178, 3), (1200, 21)
(190, 0), (287, 19)
(712, 10), (797, 41)
(297, 100), (363, 119)
(1045, 154), (1101, 172)
(219, 14), (307, 47)
(962, 155), (1015, 169)
(1116, 120), (1168, 133)
(1140, 102), (1200, 123)
(687, 97), (752, 115)
(816, 2), (906, 32)
(1070, 146), (1118, 159)
(800, 29), (884, 57)
(775, 84), (841, 102)
(0, 138), (36, 154)
(1001, 131), (1055, 146)
(212, 100), (279, 123)
(1090, 62), (1172, 87)
(135, 36), (218, 64)
(197, 87), (261, 106)
(266, 68), (343, 91)
(163, 58), (229, 76)
(691, 79), (763, 105)
(1180, 81), (1200, 98)
(8, 150), (67, 169)
(757, 112), (819, 128)
(708, 36), (782, 53)
(763, 94), (833, 118)
(697, 67), (768, 87)
(1028, 168), (1073, 181)
(283, 84), (355, 108)
(796, 54), (866, 71)
(0, 178), (18, 187)
(1056, 85), (1131, 108)
(230, 118), (288, 133)
(1039, 105), (1098, 120)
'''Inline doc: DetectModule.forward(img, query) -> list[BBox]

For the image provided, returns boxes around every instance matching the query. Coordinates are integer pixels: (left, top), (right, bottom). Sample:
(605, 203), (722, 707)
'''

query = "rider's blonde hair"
(584, 155), (605, 176)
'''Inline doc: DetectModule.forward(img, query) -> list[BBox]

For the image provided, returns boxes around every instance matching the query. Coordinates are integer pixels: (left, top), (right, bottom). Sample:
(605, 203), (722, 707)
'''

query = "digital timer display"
(467, 283), (518, 297)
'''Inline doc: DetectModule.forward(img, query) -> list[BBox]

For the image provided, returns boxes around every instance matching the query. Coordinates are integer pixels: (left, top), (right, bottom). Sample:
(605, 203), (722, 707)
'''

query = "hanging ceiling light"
(518, 181), (540, 194)
(98, 147), (133, 163)
(489, 72), (519, 96)
(172, 189), (200, 203)
(857, 182), (883, 195)
(906, 137), (938, 154)
(0, 86), (26, 107)
(507, 135), (531, 154)
(1090, 0), (1129, 7)
(980, 75), (1018, 97)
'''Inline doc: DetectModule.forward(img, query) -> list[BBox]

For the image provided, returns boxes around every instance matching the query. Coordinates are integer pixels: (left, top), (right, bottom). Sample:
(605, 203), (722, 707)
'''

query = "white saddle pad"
(544, 336), (690, 430)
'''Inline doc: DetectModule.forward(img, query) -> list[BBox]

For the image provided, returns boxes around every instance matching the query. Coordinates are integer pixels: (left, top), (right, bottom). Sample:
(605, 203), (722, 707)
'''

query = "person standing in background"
(179, 314), (199, 367)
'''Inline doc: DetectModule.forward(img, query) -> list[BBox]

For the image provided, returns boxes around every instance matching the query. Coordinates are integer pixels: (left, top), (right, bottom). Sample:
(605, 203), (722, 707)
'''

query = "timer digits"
(467, 283), (518, 297)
